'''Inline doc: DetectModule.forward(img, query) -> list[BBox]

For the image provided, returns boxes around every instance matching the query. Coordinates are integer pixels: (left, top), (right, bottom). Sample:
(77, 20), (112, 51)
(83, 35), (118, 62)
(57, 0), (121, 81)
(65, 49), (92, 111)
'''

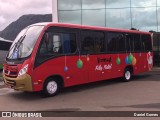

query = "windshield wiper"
(8, 36), (23, 54)
(8, 35), (26, 59)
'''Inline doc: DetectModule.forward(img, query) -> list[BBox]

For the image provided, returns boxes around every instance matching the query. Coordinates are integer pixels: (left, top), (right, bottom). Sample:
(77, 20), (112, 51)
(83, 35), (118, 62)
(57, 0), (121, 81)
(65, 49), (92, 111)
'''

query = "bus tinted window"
(38, 32), (77, 63)
(126, 34), (141, 52)
(53, 35), (62, 54)
(81, 30), (105, 54)
(133, 34), (141, 52)
(141, 35), (152, 52)
(126, 34), (134, 52)
(63, 33), (77, 54)
(107, 32), (125, 52)
(39, 34), (62, 55)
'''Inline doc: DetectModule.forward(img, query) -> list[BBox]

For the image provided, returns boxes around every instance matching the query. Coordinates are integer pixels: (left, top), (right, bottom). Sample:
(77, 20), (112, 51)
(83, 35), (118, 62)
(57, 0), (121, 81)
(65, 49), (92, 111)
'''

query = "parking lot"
(0, 68), (160, 118)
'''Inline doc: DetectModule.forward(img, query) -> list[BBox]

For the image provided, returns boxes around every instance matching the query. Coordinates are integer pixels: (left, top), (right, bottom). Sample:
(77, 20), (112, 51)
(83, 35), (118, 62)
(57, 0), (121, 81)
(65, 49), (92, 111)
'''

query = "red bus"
(2, 23), (153, 97)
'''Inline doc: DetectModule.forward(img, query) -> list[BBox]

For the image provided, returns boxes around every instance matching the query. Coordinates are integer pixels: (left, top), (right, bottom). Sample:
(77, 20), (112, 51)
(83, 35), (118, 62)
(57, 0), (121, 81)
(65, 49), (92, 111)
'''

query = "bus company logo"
(147, 52), (153, 70)
(1, 112), (42, 118)
(2, 112), (12, 117)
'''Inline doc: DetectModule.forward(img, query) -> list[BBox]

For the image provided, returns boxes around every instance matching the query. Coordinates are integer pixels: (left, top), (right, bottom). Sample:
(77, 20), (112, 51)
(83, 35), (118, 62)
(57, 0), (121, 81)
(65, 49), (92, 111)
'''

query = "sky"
(0, 0), (160, 32)
(0, 0), (52, 31)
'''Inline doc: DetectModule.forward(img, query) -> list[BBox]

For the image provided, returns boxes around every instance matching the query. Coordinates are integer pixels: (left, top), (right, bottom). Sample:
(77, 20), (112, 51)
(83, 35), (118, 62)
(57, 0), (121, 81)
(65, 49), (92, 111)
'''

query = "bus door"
(64, 54), (89, 86)
(91, 54), (112, 82)
(62, 28), (92, 86)
(62, 30), (89, 86)
(79, 54), (106, 83)
(89, 54), (106, 82)
(81, 30), (106, 82)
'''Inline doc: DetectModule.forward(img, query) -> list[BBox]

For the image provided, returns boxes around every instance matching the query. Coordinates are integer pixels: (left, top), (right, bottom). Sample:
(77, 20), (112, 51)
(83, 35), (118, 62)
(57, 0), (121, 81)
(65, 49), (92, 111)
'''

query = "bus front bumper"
(3, 74), (33, 92)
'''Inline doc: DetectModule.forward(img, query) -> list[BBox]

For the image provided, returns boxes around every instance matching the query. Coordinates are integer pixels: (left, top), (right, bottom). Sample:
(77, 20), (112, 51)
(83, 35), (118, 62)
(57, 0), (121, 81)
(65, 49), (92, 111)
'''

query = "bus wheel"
(123, 68), (132, 82)
(43, 78), (60, 97)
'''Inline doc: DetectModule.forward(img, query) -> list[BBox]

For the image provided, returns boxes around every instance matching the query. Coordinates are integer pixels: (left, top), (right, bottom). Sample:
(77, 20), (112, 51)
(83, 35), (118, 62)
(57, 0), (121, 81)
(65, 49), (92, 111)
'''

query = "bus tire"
(123, 68), (132, 82)
(42, 78), (60, 97)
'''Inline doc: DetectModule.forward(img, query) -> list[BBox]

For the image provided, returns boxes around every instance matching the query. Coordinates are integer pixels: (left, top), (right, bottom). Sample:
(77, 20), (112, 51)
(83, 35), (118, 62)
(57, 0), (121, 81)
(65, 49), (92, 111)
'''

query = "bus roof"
(30, 22), (151, 35)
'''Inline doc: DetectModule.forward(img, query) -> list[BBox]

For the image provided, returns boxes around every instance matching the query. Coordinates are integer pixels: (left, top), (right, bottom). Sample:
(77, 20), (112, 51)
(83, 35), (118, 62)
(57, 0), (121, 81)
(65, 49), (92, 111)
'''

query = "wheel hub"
(125, 71), (131, 80)
(47, 81), (58, 94)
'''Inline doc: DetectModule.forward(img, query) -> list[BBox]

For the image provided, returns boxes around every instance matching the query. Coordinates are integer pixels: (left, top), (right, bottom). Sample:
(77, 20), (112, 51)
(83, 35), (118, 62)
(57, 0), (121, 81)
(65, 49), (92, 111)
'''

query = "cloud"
(58, 0), (81, 10)
(82, 0), (106, 9)
(0, 16), (5, 24)
(0, 0), (160, 32)
(131, 0), (156, 7)
(0, 0), (52, 31)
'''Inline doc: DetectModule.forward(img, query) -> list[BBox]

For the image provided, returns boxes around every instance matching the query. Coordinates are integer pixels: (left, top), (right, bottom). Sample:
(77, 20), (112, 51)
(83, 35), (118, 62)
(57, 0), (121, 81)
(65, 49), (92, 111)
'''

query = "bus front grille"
(4, 65), (18, 78)
(5, 79), (16, 86)
(5, 71), (17, 78)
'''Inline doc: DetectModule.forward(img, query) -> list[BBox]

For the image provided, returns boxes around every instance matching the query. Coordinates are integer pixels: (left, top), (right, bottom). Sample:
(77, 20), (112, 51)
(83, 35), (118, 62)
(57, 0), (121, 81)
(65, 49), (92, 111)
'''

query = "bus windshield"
(7, 25), (44, 60)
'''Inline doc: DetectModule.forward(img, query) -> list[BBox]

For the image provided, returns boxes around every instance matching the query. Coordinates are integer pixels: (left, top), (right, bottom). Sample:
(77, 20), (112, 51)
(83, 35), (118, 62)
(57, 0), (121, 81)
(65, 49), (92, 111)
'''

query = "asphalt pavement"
(0, 68), (160, 119)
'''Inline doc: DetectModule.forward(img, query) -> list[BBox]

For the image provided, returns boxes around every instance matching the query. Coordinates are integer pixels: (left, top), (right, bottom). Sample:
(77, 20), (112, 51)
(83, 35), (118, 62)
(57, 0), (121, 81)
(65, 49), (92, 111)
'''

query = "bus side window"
(81, 30), (105, 54)
(39, 36), (49, 55)
(107, 33), (116, 52)
(141, 35), (152, 52)
(126, 34), (134, 52)
(52, 35), (62, 54)
(62, 33), (77, 54)
(116, 34), (125, 52)
(39, 33), (54, 55)
(107, 32), (125, 53)
(81, 35), (94, 54)
(95, 38), (101, 53)
(84, 37), (94, 53)
(94, 36), (105, 53)
(133, 34), (141, 52)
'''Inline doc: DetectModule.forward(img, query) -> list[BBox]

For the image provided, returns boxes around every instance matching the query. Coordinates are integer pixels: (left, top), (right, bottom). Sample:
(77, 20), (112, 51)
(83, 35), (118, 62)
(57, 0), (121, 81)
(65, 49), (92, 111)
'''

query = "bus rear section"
(2, 23), (153, 97)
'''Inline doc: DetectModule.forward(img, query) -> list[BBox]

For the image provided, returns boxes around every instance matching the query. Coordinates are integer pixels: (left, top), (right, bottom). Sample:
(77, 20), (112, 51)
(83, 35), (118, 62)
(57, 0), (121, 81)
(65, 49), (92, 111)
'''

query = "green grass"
(0, 64), (3, 70)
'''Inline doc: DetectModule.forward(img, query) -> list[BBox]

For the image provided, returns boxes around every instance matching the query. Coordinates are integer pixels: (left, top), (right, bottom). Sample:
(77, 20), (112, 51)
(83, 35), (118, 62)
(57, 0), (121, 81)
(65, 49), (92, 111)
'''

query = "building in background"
(53, 0), (160, 32)
(0, 37), (12, 68)
(52, 0), (160, 66)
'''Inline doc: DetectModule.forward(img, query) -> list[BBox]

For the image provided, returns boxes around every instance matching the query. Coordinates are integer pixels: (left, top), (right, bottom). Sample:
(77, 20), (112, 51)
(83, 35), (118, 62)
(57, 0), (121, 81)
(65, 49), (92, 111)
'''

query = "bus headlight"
(18, 64), (28, 77)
